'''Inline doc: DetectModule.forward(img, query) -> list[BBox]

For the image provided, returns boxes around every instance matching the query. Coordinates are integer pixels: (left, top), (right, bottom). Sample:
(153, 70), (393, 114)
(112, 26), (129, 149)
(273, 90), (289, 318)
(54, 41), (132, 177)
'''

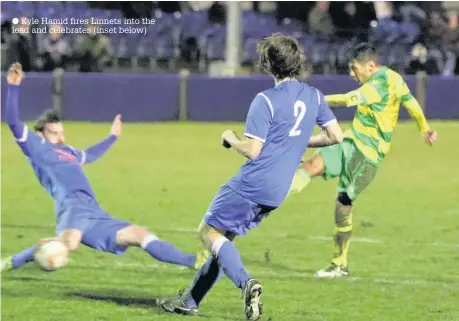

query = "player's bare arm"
(325, 82), (382, 108)
(402, 97), (437, 146)
(325, 90), (363, 107)
(222, 129), (262, 159)
(110, 114), (122, 137)
(308, 121), (344, 148)
(78, 114), (122, 165)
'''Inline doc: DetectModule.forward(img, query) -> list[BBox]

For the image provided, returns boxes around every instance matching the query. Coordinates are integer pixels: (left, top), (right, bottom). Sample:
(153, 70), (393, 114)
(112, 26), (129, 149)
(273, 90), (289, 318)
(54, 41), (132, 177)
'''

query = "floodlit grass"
(2, 121), (458, 321)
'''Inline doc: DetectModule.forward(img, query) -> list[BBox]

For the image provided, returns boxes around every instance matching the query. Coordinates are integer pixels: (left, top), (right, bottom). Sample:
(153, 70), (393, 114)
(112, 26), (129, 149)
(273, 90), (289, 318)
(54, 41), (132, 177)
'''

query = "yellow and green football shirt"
(328, 67), (430, 167)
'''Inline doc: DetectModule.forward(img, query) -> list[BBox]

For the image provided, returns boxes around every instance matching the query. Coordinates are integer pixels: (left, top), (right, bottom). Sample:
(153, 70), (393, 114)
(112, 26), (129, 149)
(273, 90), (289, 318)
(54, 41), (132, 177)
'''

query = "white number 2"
(289, 100), (307, 137)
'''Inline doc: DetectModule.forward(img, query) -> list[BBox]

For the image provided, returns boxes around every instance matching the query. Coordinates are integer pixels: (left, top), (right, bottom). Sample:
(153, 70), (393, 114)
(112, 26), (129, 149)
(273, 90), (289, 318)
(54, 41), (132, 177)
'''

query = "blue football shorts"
(55, 192), (130, 255)
(203, 184), (276, 236)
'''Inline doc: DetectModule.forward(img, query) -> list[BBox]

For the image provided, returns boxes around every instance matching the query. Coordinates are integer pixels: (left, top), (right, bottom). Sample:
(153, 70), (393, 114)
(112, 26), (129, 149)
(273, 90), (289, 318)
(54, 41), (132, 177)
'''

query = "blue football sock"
(142, 236), (196, 268)
(184, 255), (222, 307)
(12, 245), (36, 269)
(214, 238), (251, 289)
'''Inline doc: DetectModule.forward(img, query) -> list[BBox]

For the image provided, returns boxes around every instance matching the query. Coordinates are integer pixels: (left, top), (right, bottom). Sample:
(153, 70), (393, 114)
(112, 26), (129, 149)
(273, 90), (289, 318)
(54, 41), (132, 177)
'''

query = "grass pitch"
(2, 121), (458, 321)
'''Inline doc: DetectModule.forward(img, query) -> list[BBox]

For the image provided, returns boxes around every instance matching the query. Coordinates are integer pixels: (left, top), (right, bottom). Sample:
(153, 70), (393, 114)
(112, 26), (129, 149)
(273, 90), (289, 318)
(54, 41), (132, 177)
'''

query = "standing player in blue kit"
(158, 34), (345, 320)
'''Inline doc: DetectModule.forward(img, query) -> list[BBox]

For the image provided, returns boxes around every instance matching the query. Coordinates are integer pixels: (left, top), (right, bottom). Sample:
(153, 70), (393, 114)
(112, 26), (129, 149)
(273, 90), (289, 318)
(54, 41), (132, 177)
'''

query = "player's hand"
(222, 129), (236, 149)
(7, 63), (24, 85)
(111, 114), (122, 137)
(423, 130), (437, 146)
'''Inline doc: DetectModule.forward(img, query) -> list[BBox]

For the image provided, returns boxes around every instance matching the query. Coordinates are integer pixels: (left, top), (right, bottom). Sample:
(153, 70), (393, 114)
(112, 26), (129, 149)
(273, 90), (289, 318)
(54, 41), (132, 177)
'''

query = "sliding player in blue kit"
(158, 34), (345, 320)
(1, 63), (207, 272)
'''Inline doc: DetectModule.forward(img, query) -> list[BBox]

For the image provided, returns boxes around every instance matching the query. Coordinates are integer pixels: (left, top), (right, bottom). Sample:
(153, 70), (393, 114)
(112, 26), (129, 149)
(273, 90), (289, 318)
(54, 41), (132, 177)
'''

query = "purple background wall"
(2, 73), (458, 122)
(424, 77), (459, 120)
(187, 74), (273, 121)
(62, 73), (180, 122)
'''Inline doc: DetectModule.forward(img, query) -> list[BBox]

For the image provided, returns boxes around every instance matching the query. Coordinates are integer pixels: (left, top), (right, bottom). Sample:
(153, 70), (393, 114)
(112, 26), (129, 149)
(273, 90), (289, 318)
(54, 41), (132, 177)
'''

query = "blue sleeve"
(69, 135), (117, 165)
(314, 89), (336, 128)
(244, 93), (273, 143)
(6, 85), (44, 156)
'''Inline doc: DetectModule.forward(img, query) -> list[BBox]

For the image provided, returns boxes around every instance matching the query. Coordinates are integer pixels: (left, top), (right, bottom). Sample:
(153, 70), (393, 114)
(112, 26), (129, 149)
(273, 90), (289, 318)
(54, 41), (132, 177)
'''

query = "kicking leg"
(2, 229), (82, 271)
(116, 225), (203, 269)
(315, 193), (352, 278)
(288, 154), (324, 195)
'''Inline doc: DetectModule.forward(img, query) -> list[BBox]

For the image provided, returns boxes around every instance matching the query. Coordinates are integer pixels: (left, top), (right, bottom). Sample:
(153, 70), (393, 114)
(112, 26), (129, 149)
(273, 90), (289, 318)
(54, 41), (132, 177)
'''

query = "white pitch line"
(3, 225), (459, 247)
(162, 227), (459, 248)
(308, 236), (383, 243)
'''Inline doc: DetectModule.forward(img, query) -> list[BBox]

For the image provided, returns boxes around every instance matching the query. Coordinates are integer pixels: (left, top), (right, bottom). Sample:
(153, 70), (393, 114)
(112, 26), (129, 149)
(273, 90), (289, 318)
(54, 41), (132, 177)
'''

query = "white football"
(34, 238), (69, 271)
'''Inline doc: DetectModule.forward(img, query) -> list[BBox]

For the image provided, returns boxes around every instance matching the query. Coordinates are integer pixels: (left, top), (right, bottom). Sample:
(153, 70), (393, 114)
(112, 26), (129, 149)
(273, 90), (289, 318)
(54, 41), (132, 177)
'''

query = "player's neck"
(275, 77), (297, 86)
(370, 66), (382, 76)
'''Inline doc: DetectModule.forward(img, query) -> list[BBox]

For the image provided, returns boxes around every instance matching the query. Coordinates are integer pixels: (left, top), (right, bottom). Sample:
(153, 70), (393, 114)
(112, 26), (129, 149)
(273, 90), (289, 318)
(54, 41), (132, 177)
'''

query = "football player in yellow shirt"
(289, 43), (437, 277)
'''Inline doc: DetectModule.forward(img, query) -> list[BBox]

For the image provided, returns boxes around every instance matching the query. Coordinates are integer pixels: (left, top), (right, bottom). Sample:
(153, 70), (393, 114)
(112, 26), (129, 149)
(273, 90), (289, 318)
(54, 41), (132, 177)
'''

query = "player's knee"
(117, 225), (150, 246)
(197, 224), (211, 249)
(197, 222), (224, 251)
(132, 225), (150, 242)
(59, 229), (82, 251)
(65, 240), (79, 251)
(303, 155), (324, 177)
(337, 192), (353, 207)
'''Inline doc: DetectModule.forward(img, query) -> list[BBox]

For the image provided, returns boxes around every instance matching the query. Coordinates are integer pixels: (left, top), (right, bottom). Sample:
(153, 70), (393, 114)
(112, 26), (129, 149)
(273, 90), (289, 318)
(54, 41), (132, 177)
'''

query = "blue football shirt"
(228, 80), (336, 207)
(14, 125), (96, 213)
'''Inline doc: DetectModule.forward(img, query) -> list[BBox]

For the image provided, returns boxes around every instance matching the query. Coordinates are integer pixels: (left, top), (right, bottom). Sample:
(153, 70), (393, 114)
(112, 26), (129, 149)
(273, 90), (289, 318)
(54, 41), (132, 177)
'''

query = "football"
(34, 238), (69, 271)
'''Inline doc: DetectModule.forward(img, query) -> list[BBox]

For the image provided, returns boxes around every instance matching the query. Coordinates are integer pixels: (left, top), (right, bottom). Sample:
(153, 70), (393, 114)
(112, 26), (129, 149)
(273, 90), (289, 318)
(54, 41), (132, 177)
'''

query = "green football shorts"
(316, 138), (378, 201)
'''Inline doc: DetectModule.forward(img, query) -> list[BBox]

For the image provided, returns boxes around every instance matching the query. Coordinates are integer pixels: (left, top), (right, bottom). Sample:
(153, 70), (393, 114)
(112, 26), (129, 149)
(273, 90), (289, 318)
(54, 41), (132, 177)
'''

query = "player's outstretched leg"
(116, 225), (205, 269)
(288, 154), (324, 195)
(2, 229), (82, 272)
(1, 245), (36, 271)
(315, 193), (352, 278)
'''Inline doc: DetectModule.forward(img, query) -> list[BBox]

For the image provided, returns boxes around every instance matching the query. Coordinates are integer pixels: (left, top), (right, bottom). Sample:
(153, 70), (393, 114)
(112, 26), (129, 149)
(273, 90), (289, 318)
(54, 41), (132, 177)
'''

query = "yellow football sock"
(331, 226), (352, 267)
(331, 209), (353, 268)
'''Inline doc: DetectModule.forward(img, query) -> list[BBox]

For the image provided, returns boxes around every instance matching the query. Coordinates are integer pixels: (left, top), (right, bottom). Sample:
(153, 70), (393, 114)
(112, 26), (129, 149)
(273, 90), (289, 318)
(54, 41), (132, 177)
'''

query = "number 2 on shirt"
(289, 100), (307, 137)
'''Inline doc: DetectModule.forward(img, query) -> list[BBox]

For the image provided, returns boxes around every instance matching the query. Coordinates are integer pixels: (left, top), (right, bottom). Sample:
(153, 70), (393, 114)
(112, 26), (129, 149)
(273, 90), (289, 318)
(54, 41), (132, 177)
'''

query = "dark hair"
(257, 33), (305, 80)
(349, 43), (378, 63)
(33, 109), (62, 133)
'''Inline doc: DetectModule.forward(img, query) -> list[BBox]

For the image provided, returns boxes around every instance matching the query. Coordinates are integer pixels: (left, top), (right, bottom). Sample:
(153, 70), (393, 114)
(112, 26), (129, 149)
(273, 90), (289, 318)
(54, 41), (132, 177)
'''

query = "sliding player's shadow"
(69, 292), (159, 308)
(67, 292), (223, 319)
